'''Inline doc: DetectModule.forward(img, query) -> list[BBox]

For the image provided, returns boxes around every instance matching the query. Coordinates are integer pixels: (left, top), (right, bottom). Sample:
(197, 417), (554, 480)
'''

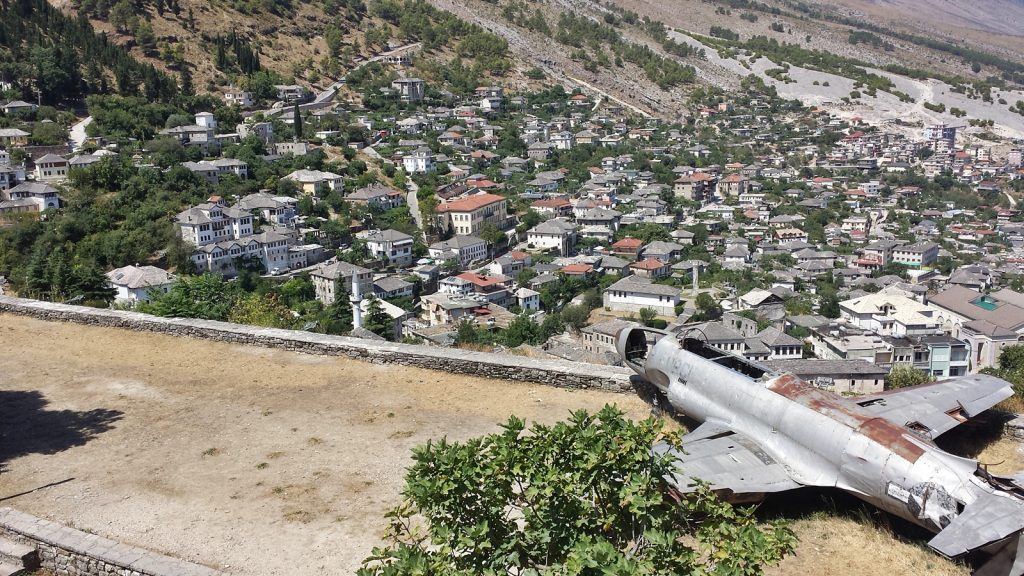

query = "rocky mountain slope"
(31, 0), (1024, 136)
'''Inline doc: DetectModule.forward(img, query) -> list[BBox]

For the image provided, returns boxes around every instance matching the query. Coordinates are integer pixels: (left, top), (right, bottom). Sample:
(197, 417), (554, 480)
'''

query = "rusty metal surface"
(616, 325), (1024, 572)
(767, 373), (924, 463)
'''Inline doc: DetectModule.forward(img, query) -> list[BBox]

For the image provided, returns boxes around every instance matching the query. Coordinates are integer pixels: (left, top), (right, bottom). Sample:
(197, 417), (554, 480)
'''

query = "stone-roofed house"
(175, 200), (254, 246)
(526, 219), (577, 255)
(1, 182), (60, 212)
(237, 193), (296, 226)
(282, 169), (344, 195)
(34, 153), (69, 182)
(603, 276), (680, 315)
(428, 235), (487, 268)
(105, 265), (177, 305)
(365, 229), (414, 267)
(347, 184), (406, 210)
(0, 128), (30, 146)
(762, 358), (886, 394)
(642, 240), (684, 263)
(737, 288), (786, 321)
(582, 318), (639, 359)
(310, 261), (373, 305)
(373, 275), (415, 300)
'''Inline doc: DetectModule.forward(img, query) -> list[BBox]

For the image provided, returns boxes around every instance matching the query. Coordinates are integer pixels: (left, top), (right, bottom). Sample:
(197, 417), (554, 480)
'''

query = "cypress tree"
(293, 102), (303, 138)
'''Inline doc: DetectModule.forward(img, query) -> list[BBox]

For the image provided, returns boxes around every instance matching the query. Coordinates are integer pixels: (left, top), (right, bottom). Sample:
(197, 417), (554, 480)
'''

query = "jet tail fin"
(929, 489), (1024, 575)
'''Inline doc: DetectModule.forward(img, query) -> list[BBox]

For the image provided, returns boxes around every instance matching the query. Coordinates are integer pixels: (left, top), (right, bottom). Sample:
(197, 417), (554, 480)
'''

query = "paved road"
(567, 75), (651, 118)
(68, 116), (93, 150)
(407, 180), (424, 231)
(259, 42), (423, 117)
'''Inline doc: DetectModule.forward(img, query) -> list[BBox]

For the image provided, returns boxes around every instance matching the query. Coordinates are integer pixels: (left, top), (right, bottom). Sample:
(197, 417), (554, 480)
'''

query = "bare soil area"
(0, 314), (1012, 575)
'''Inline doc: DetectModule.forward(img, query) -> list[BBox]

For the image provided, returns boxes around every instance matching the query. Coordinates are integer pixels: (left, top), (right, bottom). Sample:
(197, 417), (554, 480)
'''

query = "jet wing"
(928, 489), (1024, 560)
(654, 422), (801, 500)
(854, 373), (1013, 439)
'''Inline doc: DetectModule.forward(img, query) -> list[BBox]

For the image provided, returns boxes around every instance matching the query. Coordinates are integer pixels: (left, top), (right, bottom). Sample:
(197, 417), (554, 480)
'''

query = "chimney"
(350, 273), (363, 330)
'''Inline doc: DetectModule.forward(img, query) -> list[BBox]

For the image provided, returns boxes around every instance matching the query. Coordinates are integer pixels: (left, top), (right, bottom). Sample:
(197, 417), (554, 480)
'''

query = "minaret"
(692, 263), (699, 292)
(350, 273), (363, 330)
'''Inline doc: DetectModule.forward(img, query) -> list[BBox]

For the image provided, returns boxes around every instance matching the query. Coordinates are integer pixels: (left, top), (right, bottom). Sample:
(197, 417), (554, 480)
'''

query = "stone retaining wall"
(0, 296), (633, 392)
(0, 508), (223, 576)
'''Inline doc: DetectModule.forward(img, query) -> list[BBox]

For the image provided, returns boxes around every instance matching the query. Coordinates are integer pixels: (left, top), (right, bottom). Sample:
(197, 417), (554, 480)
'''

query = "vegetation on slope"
(0, 0), (178, 105)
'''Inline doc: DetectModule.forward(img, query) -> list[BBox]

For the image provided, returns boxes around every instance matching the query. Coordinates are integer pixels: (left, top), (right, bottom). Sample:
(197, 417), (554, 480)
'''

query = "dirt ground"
(0, 314), (1017, 575)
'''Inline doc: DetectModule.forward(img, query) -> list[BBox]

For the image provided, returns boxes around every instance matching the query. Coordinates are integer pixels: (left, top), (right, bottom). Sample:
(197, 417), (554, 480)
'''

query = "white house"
(175, 200), (254, 246)
(428, 235), (487, 268)
(282, 169), (344, 195)
(190, 231), (291, 276)
(224, 89), (254, 108)
(365, 229), (414, 267)
(527, 219), (577, 255)
(3, 182), (60, 211)
(105, 265), (177, 305)
(603, 276), (680, 316)
(34, 154), (69, 182)
(515, 287), (541, 311)
(403, 147), (436, 173)
(840, 292), (941, 337)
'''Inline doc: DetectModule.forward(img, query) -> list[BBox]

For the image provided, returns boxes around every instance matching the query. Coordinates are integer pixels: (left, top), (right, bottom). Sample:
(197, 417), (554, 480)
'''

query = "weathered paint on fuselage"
(641, 335), (984, 533)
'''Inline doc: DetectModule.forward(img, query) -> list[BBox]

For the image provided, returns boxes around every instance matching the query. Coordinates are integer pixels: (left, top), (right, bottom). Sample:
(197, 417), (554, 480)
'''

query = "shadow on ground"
(0, 390), (122, 473)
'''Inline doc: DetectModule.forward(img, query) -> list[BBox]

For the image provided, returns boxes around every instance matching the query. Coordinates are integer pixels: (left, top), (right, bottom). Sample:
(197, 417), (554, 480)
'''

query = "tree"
(516, 267), (537, 287)
(293, 103), (303, 138)
(819, 291), (841, 318)
(887, 364), (932, 389)
(502, 313), (542, 346)
(519, 209), (542, 229)
(479, 222), (505, 246)
(139, 274), (238, 320)
(639, 307), (657, 326)
(109, 0), (134, 33)
(363, 295), (393, 339)
(228, 293), (296, 328)
(134, 20), (156, 50)
(561, 304), (590, 332)
(358, 406), (795, 575)
(997, 346), (1024, 373)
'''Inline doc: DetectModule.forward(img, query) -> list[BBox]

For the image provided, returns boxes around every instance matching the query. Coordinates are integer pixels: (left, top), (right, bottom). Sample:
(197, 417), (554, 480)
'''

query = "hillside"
(811, 0), (1024, 53)
(20, 0), (1022, 138)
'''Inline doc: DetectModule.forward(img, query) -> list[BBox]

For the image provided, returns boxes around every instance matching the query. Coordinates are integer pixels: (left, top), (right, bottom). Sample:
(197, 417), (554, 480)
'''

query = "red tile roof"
(435, 193), (506, 213)
(456, 271), (503, 287)
(560, 263), (593, 274)
(612, 237), (643, 249)
(630, 258), (666, 270)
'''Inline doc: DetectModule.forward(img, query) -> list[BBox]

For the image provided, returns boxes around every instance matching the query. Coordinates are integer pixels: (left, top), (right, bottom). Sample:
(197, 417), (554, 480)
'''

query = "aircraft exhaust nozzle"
(616, 326), (667, 378)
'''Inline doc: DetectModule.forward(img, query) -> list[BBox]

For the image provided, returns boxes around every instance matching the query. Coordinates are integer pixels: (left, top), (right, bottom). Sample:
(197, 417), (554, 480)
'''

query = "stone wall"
(0, 296), (633, 392)
(0, 507), (223, 576)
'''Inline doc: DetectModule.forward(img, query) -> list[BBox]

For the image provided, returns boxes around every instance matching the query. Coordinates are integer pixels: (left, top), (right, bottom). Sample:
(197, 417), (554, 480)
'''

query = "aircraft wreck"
(617, 326), (1024, 575)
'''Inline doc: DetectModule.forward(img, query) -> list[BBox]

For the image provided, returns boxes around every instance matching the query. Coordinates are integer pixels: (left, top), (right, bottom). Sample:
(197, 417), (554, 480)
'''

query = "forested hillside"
(0, 0), (179, 105)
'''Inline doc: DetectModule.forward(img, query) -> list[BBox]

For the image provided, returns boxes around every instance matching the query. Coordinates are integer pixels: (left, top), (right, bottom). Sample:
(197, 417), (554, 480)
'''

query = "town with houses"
(3, 62), (1024, 398)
